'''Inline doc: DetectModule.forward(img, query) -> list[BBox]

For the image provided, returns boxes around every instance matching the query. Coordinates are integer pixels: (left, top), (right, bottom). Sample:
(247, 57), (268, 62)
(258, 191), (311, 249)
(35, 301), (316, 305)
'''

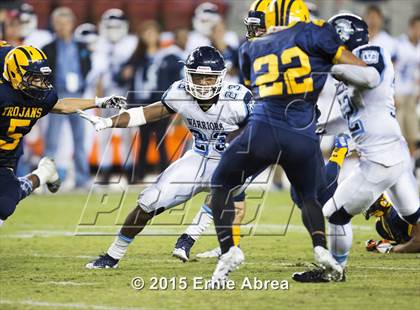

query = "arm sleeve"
(354, 46), (386, 78)
(44, 89), (59, 113)
(331, 65), (381, 89)
(236, 90), (254, 127)
(297, 22), (345, 64)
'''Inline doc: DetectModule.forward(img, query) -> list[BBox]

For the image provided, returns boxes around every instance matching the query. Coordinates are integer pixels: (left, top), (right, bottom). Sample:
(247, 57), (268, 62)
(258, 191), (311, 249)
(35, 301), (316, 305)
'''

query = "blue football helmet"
(328, 13), (369, 51)
(184, 46), (226, 100)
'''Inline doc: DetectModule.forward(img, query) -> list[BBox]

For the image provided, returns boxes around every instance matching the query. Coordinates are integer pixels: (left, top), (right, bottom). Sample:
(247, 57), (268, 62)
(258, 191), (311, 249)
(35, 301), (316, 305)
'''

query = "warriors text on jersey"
(161, 80), (253, 159)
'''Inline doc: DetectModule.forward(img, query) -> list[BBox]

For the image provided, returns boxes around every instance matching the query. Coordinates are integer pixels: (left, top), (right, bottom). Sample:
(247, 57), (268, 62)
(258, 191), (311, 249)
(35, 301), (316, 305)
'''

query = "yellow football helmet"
(3, 45), (52, 100)
(245, 0), (310, 38)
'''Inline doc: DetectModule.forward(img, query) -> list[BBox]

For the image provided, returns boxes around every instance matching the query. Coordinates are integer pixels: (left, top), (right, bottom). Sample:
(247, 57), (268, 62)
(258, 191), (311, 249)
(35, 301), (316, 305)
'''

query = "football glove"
(95, 95), (127, 109)
(365, 239), (393, 253)
(78, 110), (112, 132)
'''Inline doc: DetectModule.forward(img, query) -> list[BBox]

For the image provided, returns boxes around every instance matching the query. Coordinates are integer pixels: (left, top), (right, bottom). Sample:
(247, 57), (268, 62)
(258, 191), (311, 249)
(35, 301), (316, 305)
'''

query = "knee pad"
(137, 186), (161, 214)
(0, 197), (17, 220)
(328, 207), (353, 225)
(402, 208), (420, 225)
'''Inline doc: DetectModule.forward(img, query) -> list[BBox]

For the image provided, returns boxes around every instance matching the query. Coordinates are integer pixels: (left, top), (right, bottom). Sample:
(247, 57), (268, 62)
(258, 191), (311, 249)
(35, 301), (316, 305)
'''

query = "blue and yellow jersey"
(0, 81), (58, 169)
(239, 21), (345, 136)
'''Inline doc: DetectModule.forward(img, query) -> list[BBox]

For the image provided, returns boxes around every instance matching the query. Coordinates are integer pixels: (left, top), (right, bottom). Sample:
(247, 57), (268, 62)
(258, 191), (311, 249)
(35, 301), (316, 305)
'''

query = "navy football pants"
(0, 167), (31, 220)
(211, 120), (327, 253)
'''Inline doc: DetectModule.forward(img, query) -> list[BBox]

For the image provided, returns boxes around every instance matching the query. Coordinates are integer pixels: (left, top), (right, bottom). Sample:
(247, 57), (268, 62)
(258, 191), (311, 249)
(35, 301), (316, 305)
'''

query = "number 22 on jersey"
(253, 47), (314, 98)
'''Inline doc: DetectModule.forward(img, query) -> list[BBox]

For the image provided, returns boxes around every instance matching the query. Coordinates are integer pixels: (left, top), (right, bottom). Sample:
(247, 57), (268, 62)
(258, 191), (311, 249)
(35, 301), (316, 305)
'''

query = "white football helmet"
(99, 9), (129, 43)
(192, 2), (222, 37)
(75, 23), (99, 51)
(18, 3), (38, 38)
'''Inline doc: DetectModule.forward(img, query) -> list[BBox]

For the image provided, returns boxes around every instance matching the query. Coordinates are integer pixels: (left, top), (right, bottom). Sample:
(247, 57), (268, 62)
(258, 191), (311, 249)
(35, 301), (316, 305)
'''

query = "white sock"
(0, 219), (4, 227)
(32, 167), (49, 185)
(107, 233), (133, 260)
(328, 222), (353, 268)
(185, 204), (213, 241)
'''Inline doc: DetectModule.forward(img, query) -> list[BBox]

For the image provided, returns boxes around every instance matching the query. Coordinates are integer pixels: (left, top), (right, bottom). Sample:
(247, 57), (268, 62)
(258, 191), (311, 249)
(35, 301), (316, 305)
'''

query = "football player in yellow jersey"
(0, 45), (126, 226)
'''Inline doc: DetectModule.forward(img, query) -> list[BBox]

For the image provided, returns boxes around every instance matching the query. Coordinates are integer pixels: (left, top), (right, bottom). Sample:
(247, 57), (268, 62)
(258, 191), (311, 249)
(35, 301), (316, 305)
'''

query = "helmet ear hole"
(11, 72), (15, 78)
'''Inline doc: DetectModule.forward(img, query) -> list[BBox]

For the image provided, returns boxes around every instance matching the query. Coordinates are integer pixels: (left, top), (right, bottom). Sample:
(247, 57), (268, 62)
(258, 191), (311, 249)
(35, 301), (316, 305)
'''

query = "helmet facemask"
(244, 12), (266, 39)
(19, 66), (53, 100)
(184, 67), (226, 100)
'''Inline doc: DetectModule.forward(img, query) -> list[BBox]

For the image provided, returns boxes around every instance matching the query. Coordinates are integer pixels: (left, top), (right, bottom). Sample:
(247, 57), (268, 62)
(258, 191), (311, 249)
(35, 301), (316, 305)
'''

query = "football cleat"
(292, 265), (346, 283)
(364, 194), (392, 220)
(196, 247), (222, 259)
(210, 246), (244, 286)
(313, 246), (344, 282)
(85, 254), (119, 269)
(34, 157), (61, 193)
(172, 234), (195, 262)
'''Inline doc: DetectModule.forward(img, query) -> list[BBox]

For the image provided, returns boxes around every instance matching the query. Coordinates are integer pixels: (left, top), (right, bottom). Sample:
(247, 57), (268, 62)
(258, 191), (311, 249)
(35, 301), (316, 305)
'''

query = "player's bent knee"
(0, 197), (17, 220)
(328, 207), (353, 225)
(137, 186), (161, 214)
(402, 208), (420, 225)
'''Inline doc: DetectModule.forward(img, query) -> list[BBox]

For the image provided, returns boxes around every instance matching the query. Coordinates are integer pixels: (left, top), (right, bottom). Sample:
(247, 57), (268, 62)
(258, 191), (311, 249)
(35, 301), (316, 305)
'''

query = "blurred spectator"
(43, 7), (91, 189)
(19, 3), (53, 48)
(74, 23), (99, 53)
(89, 9), (138, 182)
(123, 21), (170, 182)
(306, 2), (320, 20)
(3, 10), (22, 46)
(394, 15), (420, 155)
(154, 29), (186, 93)
(186, 2), (239, 52)
(364, 5), (397, 60)
(211, 21), (239, 83)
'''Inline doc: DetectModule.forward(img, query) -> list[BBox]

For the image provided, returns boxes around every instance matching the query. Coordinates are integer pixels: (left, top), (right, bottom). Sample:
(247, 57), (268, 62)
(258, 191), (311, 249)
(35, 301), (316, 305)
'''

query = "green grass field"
(1, 190), (419, 310)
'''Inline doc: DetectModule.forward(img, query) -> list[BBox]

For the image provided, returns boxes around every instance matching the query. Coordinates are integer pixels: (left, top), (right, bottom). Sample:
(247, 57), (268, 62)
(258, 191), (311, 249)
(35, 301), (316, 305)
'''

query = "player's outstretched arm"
(78, 101), (171, 132)
(392, 223), (420, 253)
(331, 64), (380, 89)
(51, 95), (127, 114)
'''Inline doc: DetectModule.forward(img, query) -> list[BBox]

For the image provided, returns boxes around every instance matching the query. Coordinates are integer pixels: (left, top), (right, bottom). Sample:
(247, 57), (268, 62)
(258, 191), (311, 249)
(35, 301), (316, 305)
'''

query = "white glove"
(95, 95), (127, 109)
(376, 240), (393, 254)
(78, 110), (113, 132)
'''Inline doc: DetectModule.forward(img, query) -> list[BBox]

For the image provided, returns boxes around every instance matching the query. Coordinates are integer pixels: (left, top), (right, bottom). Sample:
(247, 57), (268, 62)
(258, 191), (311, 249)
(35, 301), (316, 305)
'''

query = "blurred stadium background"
(0, 0), (418, 191)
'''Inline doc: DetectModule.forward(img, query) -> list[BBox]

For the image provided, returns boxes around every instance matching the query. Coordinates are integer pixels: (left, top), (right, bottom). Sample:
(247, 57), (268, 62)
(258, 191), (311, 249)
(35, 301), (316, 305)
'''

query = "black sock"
(301, 199), (327, 249)
(210, 187), (236, 254)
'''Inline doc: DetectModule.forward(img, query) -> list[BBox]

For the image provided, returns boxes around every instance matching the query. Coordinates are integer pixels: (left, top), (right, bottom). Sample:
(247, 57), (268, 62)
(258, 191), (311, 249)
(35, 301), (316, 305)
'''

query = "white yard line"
(0, 300), (150, 310)
(46, 281), (97, 286)
(245, 261), (420, 271)
(0, 224), (375, 238)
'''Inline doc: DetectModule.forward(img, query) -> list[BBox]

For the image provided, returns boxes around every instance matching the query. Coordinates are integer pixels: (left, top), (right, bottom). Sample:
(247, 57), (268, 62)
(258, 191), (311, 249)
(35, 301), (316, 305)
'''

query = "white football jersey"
(336, 44), (407, 166)
(162, 80), (253, 159)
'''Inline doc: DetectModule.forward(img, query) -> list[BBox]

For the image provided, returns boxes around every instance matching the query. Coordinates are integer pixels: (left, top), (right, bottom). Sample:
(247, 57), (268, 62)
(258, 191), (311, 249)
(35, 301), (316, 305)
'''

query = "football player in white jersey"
(80, 46), (254, 269)
(294, 14), (420, 283)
